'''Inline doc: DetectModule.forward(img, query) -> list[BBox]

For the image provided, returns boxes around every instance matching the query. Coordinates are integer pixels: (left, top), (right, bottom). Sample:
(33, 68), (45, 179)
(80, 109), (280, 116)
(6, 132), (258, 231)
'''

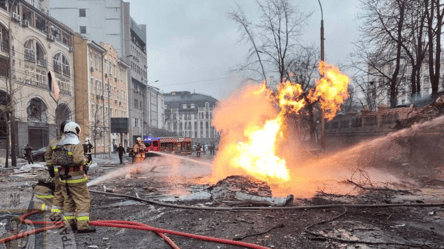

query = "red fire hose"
(91, 220), (269, 249)
(0, 211), (269, 249)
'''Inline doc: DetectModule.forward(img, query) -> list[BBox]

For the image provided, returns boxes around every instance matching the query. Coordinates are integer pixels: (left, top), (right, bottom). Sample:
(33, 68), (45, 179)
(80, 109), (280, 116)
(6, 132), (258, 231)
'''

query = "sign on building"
(111, 118), (128, 133)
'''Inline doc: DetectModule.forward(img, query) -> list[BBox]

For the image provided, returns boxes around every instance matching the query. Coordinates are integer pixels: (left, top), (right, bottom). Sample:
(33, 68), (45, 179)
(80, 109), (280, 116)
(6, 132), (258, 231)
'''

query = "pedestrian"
(24, 144), (33, 164)
(196, 143), (201, 157)
(55, 121), (95, 233)
(116, 143), (126, 164)
(132, 137), (147, 163)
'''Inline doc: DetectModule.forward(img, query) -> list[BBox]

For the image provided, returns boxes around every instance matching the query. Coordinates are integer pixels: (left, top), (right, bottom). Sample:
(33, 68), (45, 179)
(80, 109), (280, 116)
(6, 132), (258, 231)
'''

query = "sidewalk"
(92, 153), (131, 165)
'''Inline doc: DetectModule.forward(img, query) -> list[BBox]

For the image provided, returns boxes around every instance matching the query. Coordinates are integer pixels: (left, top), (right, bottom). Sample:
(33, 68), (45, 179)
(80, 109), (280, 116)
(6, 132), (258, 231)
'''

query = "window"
(24, 39), (46, 66)
(183, 104), (186, 109)
(79, 9), (86, 17)
(53, 52), (70, 76)
(80, 26), (86, 34)
(27, 98), (47, 122)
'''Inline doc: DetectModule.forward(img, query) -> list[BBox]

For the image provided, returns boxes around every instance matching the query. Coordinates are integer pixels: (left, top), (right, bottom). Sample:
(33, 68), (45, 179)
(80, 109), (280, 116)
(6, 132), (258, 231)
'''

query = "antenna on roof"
(194, 89), (195, 93)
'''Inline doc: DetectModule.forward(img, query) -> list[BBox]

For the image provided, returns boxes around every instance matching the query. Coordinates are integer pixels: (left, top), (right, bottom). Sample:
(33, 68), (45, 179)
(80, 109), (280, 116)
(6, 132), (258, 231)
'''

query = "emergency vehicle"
(143, 136), (192, 156)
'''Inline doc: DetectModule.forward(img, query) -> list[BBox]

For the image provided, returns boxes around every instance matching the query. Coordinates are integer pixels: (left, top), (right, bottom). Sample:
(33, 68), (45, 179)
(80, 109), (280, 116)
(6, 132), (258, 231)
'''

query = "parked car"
(23, 147), (46, 162)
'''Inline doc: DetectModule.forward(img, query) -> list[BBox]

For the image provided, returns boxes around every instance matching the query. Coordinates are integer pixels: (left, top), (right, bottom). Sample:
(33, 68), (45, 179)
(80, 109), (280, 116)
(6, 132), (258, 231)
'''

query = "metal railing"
(24, 49), (35, 63)
(62, 64), (70, 77)
(37, 58), (47, 67)
(54, 62), (61, 74)
(0, 41), (9, 53)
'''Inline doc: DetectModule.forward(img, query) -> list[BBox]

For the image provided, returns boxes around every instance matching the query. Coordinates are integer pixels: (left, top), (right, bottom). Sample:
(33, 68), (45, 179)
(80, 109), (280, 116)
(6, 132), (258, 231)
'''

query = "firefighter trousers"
(60, 172), (91, 230)
(51, 169), (64, 218)
(32, 185), (54, 212)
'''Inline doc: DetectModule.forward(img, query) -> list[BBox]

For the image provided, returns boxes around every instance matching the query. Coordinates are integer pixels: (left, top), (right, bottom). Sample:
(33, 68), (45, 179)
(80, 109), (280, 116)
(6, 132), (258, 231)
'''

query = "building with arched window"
(0, 0), (74, 156)
(164, 91), (219, 145)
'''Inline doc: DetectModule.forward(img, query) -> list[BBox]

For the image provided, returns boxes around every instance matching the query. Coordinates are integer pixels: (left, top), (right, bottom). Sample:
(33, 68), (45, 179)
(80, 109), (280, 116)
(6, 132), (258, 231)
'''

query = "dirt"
(1, 148), (444, 248)
(71, 161), (443, 249)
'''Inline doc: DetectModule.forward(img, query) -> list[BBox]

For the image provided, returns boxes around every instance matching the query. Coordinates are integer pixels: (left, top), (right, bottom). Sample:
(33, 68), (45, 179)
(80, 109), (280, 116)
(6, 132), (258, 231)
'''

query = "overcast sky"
(128, 0), (361, 100)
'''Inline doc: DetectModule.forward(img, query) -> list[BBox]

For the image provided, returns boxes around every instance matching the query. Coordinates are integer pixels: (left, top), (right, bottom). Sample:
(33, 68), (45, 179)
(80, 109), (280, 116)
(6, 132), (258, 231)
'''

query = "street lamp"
(318, 0), (326, 149)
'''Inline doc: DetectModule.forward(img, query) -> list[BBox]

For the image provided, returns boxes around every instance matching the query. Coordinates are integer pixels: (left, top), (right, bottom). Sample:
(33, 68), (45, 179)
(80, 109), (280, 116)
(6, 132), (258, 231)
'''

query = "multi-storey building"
(50, 0), (163, 144)
(101, 42), (129, 148)
(148, 86), (165, 132)
(164, 91), (219, 145)
(73, 34), (129, 153)
(0, 0), (75, 156)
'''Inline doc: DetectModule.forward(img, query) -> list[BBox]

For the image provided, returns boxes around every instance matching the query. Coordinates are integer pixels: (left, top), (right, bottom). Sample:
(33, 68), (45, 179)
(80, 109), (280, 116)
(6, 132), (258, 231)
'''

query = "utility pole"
(8, 0), (17, 167)
(108, 71), (112, 157)
(318, 0), (325, 149)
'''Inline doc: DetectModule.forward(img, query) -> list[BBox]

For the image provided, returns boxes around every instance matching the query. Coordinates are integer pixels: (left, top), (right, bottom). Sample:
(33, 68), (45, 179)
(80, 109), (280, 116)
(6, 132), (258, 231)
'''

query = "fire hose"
(0, 210), (270, 249)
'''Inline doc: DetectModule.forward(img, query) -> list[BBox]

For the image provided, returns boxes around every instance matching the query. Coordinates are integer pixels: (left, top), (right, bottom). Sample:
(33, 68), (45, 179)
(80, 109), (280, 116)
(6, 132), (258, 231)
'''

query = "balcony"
(0, 41), (9, 53)
(24, 49), (35, 63)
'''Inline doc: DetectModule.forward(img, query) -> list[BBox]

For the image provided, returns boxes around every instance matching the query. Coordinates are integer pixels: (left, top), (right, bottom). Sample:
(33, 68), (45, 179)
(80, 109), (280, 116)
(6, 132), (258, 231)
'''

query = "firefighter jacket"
(52, 144), (87, 167)
(133, 142), (147, 158)
(53, 143), (89, 185)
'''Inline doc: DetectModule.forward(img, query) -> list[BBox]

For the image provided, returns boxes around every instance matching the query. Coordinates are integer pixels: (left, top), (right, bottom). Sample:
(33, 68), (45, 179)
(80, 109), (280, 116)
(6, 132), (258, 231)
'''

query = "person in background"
(116, 143), (126, 164)
(84, 137), (93, 155)
(196, 143), (202, 157)
(132, 137), (147, 163)
(24, 144), (33, 164)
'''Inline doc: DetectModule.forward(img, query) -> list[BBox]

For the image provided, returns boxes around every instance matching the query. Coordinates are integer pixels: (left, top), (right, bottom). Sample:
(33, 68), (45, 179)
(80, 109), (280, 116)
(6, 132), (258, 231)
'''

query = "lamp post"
(318, 0), (326, 149)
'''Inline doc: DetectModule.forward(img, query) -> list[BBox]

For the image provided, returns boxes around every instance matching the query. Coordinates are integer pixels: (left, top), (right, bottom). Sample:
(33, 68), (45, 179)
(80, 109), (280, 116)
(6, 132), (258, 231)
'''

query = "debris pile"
(209, 175), (272, 201)
(395, 96), (444, 130)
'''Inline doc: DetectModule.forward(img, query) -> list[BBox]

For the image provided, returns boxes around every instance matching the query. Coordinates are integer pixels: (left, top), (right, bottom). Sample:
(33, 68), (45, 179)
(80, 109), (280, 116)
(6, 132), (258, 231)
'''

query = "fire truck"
(143, 136), (161, 157)
(143, 136), (192, 155)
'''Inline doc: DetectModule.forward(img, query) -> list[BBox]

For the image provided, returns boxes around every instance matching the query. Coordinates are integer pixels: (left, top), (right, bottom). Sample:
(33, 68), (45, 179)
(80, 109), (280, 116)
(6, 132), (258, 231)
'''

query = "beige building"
(74, 36), (129, 153)
(101, 42), (130, 149)
(0, 0), (75, 155)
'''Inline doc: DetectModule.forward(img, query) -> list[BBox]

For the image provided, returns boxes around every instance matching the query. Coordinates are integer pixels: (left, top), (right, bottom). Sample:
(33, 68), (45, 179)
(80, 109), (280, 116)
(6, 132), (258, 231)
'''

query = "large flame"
(308, 61), (350, 120)
(211, 62), (350, 187)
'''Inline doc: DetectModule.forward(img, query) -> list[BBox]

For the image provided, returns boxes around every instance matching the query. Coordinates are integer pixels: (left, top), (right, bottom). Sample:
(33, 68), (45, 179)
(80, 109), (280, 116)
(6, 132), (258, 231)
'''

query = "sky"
(128, 0), (362, 100)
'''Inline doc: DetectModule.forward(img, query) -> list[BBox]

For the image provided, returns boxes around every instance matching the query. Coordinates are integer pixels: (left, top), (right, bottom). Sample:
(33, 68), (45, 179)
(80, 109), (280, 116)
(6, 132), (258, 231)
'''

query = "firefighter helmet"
(60, 120), (71, 133)
(63, 121), (81, 136)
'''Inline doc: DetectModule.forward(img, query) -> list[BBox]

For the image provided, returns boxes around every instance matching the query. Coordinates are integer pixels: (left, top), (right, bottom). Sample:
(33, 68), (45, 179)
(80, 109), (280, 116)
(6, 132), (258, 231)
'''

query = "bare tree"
(229, 0), (311, 84)
(425, 0), (444, 97)
(352, 0), (409, 108)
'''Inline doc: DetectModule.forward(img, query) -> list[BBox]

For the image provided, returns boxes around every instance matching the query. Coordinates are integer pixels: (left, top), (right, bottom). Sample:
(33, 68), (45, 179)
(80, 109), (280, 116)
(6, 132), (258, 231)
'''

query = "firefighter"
(132, 137), (147, 163)
(84, 137), (93, 153)
(29, 174), (54, 213)
(54, 121), (95, 233)
(29, 121), (68, 214)
(42, 120), (70, 220)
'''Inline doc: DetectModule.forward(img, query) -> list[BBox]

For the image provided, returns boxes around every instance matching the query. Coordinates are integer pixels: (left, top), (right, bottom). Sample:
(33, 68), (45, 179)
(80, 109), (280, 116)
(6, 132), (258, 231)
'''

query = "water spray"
(87, 152), (213, 187)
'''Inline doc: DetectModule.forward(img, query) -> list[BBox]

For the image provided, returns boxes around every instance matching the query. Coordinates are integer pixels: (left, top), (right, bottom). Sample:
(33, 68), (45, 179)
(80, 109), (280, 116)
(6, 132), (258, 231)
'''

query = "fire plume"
(211, 62), (350, 189)
(308, 61), (350, 120)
